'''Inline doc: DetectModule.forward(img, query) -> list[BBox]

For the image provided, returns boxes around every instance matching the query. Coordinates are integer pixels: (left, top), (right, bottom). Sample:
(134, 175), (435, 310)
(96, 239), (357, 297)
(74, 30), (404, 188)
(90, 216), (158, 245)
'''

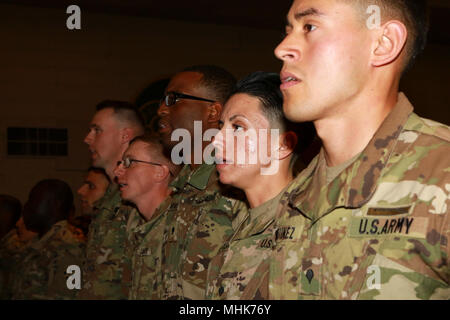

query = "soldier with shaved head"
(79, 100), (144, 299)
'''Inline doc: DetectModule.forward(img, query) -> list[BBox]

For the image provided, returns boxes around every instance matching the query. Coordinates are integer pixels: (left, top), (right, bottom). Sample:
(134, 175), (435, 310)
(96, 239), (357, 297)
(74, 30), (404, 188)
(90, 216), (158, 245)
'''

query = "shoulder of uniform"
(405, 113), (450, 143)
(214, 195), (245, 213)
(55, 221), (86, 245)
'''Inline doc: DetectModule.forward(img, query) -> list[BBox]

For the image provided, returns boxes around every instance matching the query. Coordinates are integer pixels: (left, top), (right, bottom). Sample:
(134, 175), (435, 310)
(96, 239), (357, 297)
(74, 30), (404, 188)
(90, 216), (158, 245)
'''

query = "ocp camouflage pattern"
(0, 230), (37, 299)
(265, 93), (449, 299)
(78, 184), (132, 299)
(207, 93), (449, 300)
(122, 201), (170, 300)
(160, 163), (245, 300)
(9, 220), (85, 300)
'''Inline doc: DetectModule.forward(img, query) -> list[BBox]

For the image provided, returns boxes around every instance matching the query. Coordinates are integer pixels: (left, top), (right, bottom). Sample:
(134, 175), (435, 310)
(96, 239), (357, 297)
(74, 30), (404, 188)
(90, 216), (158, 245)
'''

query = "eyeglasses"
(117, 157), (163, 169)
(161, 91), (215, 107)
(117, 157), (174, 176)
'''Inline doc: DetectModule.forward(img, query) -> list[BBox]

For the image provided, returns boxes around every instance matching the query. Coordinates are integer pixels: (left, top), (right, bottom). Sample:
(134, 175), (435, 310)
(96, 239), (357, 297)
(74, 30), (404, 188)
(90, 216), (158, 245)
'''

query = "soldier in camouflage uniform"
(161, 163), (246, 299)
(266, 94), (450, 299)
(79, 100), (144, 299)
(114, 133), (179, 299)
(206, 72), (316, 299)
(228, 0), (449, 299)
(0, 221), (38, 299)
(76, 166), (110, 217)
(78, 184), (134, 299)
(9, 179), (86, 300)
(157, 65), (246, 299)
(11, 220), (85, 300)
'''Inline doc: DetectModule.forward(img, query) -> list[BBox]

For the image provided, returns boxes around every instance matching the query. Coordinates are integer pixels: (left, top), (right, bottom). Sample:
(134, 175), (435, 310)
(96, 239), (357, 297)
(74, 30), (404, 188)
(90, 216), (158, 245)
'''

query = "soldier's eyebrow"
(286, 7), (324, 27)
(229, 114), (247, 122)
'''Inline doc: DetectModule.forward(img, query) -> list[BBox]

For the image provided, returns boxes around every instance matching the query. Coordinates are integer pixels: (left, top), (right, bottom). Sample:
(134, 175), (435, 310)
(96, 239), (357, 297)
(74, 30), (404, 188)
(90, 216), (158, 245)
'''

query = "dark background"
(0, 0), (449, 205)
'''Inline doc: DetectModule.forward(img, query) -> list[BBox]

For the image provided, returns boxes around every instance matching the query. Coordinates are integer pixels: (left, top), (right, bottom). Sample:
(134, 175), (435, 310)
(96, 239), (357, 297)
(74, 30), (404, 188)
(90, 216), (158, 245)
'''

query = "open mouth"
(158, 119), (171, 133)
(118, 182), (128, 191)
(280, 72), (301, 89)
(215, 157), (233, 169)
(88, 148), (98, 159)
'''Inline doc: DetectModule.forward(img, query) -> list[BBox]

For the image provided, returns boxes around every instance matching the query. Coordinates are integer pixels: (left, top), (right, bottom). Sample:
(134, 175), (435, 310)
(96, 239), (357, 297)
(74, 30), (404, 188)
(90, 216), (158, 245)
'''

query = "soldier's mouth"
(214, 157), (233, 164)
(118, 182), (128, 190)
(158, 119), (171, 133)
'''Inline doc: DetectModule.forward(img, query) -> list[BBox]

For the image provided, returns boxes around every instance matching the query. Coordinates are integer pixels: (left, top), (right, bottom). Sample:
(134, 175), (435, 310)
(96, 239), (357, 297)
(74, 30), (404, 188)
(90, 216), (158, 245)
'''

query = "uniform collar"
(290, 93), (414, 219)
(170, 163), (216, 191)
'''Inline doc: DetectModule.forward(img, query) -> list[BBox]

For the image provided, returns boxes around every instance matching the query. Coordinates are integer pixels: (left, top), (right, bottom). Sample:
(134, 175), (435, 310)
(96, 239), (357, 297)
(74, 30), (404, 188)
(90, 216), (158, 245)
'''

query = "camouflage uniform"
(122, 201), (171, 300)
(161, 163), (245, 300)
(10, 220), (86, 300)
(252, 93), (449, 299)
(206, 190), (282, 300)
(78, 184), (132, 299)
(0, 230), (37, 299)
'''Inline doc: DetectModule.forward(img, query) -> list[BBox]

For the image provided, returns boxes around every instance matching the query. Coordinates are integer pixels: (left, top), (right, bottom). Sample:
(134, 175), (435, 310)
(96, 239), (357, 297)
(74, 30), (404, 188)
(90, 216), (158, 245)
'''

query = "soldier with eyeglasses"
(113, 132), (180, 299)
(155, 65), (247, 300)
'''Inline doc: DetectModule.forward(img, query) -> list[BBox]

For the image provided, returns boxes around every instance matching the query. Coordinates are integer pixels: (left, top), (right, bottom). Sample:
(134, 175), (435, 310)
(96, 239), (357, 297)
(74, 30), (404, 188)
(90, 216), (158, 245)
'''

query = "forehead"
(86, 170), (107, 183)
(91, 108), (118, 126)
(287, 0), (357, 24)
(125, 140), (151, 158)
(223, 93), (270, 127)
(166, 71), (204, 94)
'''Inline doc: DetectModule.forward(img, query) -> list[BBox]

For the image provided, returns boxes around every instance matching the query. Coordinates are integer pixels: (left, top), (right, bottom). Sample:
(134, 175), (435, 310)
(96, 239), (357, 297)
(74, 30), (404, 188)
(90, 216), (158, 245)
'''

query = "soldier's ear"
(207, 102), (222, 124)
(154, 164), (170, 182)
(120, 128), (134, 144)
(276, 131), (297, 160)
(371, 20), (407, 68)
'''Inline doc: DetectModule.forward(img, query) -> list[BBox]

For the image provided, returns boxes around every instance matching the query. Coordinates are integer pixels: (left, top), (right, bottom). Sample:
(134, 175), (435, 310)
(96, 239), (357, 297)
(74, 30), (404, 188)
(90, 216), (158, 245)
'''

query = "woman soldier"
(207, 71), (316, 299)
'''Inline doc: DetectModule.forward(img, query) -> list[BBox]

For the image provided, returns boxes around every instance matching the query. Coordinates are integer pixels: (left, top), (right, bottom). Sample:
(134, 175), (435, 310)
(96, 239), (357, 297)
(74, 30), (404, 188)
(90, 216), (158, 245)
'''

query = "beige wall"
(0, 4), (283, 206)
(0, 4), (449, 207)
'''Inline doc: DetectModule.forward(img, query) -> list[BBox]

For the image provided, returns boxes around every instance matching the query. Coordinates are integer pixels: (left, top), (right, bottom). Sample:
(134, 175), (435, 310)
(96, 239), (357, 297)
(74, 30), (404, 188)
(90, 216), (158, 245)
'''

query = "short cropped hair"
(96, 100), (145, 132)
(129, 131), (180, 179)
(229, 71), (316, 154)
(346, 0), (429, 72)
(230, 71), (285, 131)
(182, 65), (237, 104)
(87, 166), (111, 183)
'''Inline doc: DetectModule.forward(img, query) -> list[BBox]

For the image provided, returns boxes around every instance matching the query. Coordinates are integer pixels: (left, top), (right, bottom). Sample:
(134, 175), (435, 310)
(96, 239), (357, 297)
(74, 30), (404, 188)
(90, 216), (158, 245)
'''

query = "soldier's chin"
(120, 190), (132, 202)
(91, 157), (101, 167)
(218, 170), (233, 186)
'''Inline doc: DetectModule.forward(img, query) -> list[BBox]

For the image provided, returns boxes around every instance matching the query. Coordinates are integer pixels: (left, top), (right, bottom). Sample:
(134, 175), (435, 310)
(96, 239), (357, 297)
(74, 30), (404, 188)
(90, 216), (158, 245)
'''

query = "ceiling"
(2, 0), (450, 44)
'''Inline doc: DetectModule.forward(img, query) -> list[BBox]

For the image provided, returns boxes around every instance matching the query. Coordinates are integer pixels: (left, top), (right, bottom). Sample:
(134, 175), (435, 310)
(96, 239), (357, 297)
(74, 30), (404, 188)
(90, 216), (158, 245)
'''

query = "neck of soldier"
(104, 155), (124, 183)
(137, 186), (171, 221)
(316, 75), (400, 167)
(245, 160), (293, 208)
(189, 140), (210, 171)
